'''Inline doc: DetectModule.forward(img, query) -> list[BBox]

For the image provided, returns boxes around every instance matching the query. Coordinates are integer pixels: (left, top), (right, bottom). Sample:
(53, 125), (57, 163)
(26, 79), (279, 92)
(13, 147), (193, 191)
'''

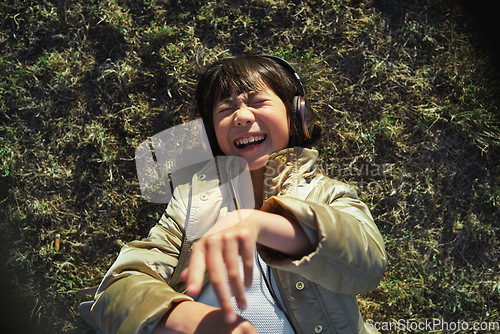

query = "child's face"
(213, 85), (290, 170)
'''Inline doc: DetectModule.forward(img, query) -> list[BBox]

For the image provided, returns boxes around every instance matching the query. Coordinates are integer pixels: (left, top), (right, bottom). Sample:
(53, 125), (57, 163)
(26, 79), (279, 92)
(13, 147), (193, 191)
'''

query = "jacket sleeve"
(258, 178), (387, 295)
(90, 186), (193, 334)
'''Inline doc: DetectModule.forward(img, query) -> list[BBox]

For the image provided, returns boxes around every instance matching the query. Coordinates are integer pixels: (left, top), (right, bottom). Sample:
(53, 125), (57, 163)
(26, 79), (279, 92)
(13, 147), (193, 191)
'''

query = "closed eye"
(216, 105), (236, 114)
(250, 99), (269, 108)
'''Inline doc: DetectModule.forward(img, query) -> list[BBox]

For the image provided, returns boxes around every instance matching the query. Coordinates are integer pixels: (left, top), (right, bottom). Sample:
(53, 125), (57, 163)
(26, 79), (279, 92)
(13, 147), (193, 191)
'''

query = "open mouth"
(234, 134), (267, 149)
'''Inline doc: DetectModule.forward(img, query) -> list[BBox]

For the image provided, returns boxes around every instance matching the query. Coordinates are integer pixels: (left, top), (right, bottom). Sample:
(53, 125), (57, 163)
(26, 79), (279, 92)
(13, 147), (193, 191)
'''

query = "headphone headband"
(261, 55), (306, 97)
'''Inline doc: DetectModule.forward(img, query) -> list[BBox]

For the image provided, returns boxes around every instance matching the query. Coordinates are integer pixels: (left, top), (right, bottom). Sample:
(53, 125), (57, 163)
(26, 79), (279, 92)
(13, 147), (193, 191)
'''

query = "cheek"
(277, 114), (291, 144)
(213, 120), (232, 153)
(279, 126), (290, 147)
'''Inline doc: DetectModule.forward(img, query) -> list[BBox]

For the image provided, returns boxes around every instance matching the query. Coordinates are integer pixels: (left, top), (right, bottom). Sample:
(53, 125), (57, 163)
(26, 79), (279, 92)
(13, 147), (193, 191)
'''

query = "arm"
(90, 183), (260, 334)
(90, 186), (193, 334)
(181, 178), (386, 325)
(259, 178), (387, 294)
(152, 301), (257, 334)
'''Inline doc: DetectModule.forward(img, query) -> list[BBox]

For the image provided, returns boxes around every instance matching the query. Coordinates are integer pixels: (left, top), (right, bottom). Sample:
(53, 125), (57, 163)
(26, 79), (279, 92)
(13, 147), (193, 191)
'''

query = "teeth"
(235, 135), (265, 146)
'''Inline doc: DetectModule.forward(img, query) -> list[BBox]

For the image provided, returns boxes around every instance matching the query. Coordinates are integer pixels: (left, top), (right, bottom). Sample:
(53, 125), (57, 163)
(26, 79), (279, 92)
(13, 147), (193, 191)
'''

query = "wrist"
(152, 300), (256, 334)
(152, 301), (213, 334)
(227, 209), (264, 236)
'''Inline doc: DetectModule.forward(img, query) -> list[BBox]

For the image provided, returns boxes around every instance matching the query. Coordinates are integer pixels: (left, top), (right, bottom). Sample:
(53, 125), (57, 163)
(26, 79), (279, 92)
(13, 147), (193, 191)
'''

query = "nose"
(234, 106), (255, 127)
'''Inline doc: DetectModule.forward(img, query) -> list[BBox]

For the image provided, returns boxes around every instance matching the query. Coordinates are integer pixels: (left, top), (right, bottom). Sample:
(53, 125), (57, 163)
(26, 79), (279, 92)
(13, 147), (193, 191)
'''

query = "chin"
(246, 157), (270, 171)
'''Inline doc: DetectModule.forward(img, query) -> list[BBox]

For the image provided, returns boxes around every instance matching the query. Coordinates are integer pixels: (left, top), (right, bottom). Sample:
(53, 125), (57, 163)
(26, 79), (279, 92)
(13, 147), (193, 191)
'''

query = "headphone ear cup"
(293, 95), (309, 140)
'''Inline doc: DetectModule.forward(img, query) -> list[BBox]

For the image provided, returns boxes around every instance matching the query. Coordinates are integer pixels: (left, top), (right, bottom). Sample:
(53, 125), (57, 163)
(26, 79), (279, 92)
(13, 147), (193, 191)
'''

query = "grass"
(1, 0), (499, 332)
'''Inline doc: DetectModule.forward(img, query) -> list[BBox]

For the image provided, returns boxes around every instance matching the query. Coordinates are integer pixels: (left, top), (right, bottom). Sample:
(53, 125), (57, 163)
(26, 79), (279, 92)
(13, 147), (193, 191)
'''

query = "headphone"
(261, 55), (316, 141)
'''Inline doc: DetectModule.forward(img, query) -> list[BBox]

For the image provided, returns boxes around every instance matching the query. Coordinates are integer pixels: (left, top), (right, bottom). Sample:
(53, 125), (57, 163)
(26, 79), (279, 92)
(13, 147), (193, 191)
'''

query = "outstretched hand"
(181, 208), (313, 324)
(181, 209), (260, 324)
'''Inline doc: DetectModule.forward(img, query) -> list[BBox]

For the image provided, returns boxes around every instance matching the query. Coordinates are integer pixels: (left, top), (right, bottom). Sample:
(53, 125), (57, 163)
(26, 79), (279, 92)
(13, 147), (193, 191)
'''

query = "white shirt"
(197, 252), (295, 333)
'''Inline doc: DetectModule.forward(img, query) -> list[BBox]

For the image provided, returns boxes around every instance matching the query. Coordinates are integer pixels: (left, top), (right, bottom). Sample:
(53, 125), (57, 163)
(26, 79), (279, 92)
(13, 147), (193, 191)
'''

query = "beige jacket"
(87, 147), (386, 334)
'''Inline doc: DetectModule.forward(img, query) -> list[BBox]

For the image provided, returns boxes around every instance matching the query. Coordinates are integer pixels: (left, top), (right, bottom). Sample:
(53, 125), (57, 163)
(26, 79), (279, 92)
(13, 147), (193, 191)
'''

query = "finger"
(205, 238), (237, 323)
(180, 267), (188, 281)
(223, 238), (247, 311)
(239, 235), (255, 288)
(185, 242), (207, 296)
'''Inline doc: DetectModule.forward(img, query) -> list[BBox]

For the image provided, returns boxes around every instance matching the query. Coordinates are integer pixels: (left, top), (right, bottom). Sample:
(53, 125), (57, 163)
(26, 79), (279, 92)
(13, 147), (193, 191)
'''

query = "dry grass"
(1, 0), (499, 333)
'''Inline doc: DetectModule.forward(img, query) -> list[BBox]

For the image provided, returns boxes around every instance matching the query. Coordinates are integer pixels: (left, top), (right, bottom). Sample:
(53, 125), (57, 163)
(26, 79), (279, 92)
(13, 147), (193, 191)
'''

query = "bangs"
(210, 62), (270, 107)
(196, 56), (298, 121)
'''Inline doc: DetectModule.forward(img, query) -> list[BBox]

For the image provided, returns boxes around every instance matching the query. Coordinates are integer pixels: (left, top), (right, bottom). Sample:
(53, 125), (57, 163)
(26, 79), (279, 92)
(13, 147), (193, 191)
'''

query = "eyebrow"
(216, 97), (235, 106)
(216, 91), (264, 106)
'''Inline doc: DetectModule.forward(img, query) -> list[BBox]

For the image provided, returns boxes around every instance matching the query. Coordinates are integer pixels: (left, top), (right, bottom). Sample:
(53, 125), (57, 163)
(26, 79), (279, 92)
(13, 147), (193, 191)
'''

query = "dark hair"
(195, 55), (319, 154)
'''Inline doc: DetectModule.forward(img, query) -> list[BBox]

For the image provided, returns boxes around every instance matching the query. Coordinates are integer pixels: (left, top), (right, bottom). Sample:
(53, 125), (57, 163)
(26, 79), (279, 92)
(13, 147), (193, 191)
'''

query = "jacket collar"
(188, 147), (319, 216)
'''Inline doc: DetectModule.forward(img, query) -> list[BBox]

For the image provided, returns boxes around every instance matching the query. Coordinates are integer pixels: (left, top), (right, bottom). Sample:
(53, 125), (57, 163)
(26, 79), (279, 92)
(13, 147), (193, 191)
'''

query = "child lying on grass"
(86, 54), (387, 333)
